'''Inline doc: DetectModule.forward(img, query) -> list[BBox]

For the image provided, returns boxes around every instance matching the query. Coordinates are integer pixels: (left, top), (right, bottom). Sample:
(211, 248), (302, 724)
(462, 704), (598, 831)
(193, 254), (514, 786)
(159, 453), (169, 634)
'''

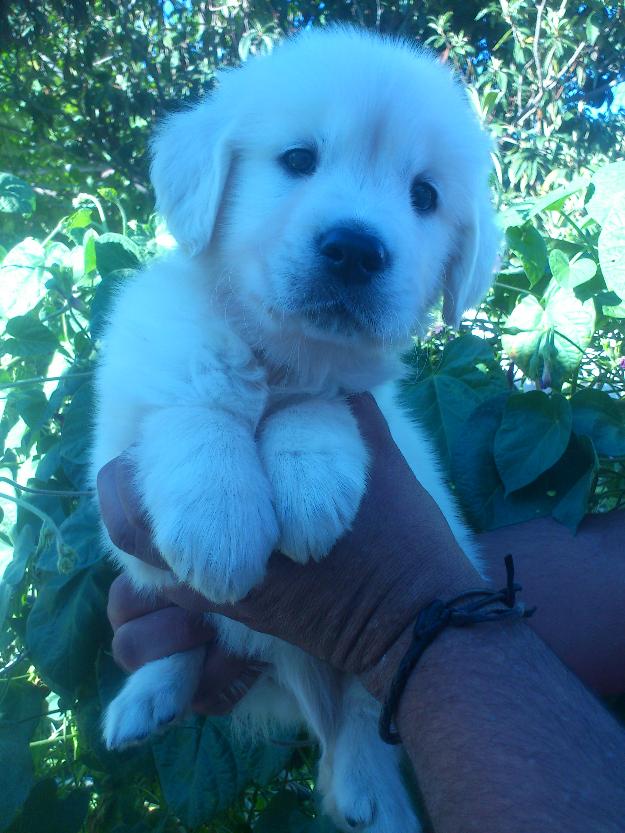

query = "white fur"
(94, 26), (499, 832)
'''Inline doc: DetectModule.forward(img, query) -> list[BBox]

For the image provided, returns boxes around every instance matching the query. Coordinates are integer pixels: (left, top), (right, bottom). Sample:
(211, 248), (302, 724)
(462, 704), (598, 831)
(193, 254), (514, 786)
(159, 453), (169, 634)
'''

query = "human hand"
(107, 574), (266, 715)
(99, 393), (481, 700)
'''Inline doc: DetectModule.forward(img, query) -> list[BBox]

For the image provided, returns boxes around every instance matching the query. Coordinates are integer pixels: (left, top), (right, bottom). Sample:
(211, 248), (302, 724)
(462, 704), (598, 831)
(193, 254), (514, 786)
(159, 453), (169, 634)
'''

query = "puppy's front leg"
(259, 399), (368, 564)
(135, 405), (279, 603)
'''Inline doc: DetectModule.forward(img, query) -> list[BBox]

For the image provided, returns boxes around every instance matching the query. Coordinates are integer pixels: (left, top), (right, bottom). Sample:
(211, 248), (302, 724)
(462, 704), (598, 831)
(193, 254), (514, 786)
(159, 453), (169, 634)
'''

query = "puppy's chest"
(255, 353), (346, 417)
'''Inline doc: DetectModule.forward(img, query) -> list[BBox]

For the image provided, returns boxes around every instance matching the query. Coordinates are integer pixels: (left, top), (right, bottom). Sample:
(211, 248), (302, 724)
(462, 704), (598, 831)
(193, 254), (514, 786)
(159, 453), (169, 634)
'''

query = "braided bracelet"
(379, 555), (536, 745)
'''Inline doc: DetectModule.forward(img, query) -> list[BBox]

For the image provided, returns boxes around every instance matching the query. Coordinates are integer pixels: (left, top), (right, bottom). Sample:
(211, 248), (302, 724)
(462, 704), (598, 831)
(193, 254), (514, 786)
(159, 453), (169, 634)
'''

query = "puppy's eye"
(280, 147), (317, 176)
(411, 180), (437, 213)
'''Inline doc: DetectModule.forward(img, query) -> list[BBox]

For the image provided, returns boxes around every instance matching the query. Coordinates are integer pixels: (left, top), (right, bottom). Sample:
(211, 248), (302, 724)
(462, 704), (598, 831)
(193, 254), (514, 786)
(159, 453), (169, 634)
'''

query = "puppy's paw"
(103, 648), (204, 750)
(154, 482), (279, 602)
(324, 757), (419, 833)
(323, 690), (420, 833)
(272, 453), (366, 563)
(259, 400), (368, 564)
(135, 409), (279, 603)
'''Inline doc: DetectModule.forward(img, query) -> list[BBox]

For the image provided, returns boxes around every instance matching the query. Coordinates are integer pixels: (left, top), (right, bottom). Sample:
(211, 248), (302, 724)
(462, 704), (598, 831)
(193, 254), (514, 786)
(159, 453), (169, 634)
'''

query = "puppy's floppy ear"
(442, 185), (501, 328)
(150, 99), (233, 254)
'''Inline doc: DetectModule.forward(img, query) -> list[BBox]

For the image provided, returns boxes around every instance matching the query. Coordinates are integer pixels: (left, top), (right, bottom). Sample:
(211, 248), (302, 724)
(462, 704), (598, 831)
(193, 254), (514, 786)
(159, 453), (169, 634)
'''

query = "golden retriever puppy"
(93, 25), (499, 833)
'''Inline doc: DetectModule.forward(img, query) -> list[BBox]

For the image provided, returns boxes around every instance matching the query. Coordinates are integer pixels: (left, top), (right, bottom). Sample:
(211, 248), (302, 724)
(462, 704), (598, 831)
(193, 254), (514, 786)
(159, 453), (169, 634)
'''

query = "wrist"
(357, 554), (483, 702)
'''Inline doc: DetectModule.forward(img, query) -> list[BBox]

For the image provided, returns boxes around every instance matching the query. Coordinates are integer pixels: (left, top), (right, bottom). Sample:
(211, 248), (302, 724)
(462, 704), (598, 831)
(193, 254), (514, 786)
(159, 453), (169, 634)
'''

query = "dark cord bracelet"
(379, 554), (536, 745)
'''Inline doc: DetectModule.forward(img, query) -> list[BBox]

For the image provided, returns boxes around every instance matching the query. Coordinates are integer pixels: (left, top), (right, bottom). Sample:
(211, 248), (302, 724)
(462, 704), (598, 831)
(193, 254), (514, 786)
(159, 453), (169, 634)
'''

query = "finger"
(161, 555), (324, 650)
(161, 559), (304, 629)
(192, 649), (267, 715)
(111, 605), (217, 672)
(346, 391), (395, 449)
(97, 456), (169, 569)
(107, 573), (172, 631)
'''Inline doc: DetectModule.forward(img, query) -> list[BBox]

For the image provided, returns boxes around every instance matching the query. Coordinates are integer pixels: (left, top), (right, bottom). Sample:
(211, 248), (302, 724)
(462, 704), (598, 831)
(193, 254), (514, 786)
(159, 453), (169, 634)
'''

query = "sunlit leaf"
(505, 223), (548, 286)
(598, 194), (625, 300)
(0, 238), (49, 318)
(587, 162), (625, 226)
(501, 281), (595, 387)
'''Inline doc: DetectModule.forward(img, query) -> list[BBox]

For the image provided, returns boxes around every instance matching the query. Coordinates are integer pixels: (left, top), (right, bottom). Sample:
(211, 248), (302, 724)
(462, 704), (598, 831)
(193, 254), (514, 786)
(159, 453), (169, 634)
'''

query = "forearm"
(367, 621), (625, 833)
(478, 510), (625, 694)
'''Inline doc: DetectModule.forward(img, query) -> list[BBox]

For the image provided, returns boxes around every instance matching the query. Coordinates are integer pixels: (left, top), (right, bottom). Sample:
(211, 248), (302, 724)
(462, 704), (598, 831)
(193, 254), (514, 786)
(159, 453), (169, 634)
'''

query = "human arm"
(100, 394), (625, 833)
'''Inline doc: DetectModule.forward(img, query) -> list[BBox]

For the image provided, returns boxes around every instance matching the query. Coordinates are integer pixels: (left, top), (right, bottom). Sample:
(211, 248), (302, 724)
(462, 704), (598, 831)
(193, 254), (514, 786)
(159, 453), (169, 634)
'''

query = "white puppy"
(93, 25), (499, 833)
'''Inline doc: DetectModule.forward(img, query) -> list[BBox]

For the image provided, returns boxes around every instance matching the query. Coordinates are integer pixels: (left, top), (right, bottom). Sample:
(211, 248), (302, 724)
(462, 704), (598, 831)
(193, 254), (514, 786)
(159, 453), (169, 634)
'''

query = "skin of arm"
(100, 394), (625, 833)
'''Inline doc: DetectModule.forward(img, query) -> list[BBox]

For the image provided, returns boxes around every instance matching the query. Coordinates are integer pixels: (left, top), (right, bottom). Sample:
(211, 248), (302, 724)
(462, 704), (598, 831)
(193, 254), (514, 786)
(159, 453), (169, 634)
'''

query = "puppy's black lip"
(299, 299), (372, 334)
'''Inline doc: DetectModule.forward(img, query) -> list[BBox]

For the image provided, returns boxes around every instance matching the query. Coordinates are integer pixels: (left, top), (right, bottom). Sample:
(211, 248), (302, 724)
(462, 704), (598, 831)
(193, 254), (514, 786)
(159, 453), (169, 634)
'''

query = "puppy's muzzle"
(318, 226), (389, 285)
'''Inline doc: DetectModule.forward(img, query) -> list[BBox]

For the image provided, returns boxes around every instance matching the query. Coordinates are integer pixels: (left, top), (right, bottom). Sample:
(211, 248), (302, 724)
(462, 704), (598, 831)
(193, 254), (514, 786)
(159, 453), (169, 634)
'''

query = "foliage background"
(1, 1), (625, 831)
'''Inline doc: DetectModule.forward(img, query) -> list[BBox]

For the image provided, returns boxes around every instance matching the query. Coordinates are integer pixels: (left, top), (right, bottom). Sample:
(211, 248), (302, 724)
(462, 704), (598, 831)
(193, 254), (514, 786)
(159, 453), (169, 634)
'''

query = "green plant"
(1, 2), (624, 828)
(1, 154), (624, 833)
(0, 182), (346, 832)
(401, 162), (625, 532)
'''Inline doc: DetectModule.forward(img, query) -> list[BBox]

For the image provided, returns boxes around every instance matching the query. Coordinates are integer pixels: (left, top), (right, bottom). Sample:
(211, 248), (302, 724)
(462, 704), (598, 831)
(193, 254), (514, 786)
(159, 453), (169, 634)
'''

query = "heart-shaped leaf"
(494, 391), (572, 493)
(502, 281), (595, 387)
(587, 161), (625, 225)
(549, 249), (597, 289)
(571, 388), (625, 457)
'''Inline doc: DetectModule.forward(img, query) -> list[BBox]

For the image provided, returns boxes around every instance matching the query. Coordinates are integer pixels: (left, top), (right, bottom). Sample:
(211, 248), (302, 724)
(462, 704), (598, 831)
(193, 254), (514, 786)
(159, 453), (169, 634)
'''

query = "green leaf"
(571, 389), (625, 457)
(25, 564), (111, 697)
(549, 249), (596, 289)
(153, 716), (292, 828)
(494, 391), (572, 493)
(598, 194), (625, 300)
(0, 238), (49, 318)
(13, 779), (90, 833)
(603, 301), (625, 319)
(457, 400), (597, 529)
(0, 682), (46, 830)
(502, 180), (586, 228)
(585, 13), (601, 45)
(399, 374), (482, 471)
(399, 336), (505, 471)
(586, 161), (625, 226)
(63, 207), (93, 231)
(501, 282), (595, 387)
(94, 232), (141, 278)
(6, 387), (48, 429)
(254, 790), (314, 833)
(505, 223), (548, 286)
(437, 334), (507, 394)
(83, 229), (98, 274)
(59, 384), (93, 467)
(3, 524), (37, 587)
(0, 172), (36, 214)
(4, 315), (58, 358)
(551, 434), (598, 531)
(451, 393), (511, 530)
(37, 500), (104, 572)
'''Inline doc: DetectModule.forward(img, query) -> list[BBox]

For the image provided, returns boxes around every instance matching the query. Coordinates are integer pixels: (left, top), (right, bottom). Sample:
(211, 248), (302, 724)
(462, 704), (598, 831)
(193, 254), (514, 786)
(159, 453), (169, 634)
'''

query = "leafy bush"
(2, 1), (623, 229)
(1, 157), (624, 831)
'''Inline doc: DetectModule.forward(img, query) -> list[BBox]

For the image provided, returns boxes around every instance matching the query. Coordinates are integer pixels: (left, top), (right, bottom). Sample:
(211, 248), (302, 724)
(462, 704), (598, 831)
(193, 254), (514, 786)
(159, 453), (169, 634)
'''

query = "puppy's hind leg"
(103, 646), (205, 749)
(323, 678), (420, 833)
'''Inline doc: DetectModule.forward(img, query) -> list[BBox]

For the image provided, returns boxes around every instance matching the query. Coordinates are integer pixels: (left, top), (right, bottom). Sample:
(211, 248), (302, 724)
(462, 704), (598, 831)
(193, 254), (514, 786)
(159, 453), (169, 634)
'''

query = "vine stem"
(0, 492), (64, 544)
(0, 371), (92, 390)
(30, 732), (77, 748)
(0, 477), (94, 498)
(494, 280), (535, 296)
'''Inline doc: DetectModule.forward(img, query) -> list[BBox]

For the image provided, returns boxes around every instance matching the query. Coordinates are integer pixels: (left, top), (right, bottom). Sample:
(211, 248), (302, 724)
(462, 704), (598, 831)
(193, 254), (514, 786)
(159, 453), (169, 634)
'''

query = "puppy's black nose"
(318, 227), (389, 284)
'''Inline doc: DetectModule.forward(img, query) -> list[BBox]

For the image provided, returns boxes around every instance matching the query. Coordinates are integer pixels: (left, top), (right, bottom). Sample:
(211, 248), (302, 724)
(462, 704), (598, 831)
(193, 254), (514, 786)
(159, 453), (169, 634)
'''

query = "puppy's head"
(151, 26), (499, 347)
